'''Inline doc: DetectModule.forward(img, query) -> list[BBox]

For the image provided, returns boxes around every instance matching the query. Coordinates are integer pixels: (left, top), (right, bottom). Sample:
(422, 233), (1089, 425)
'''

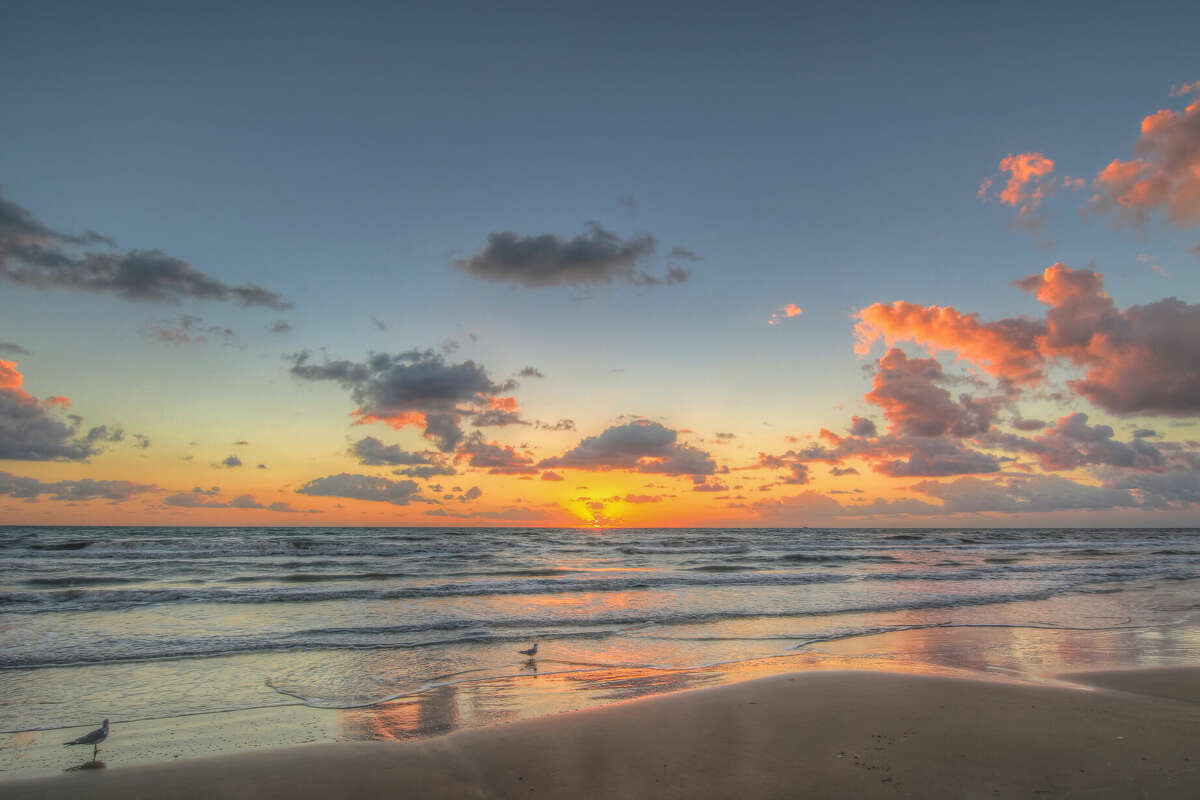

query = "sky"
(2, 1), (1200, 527)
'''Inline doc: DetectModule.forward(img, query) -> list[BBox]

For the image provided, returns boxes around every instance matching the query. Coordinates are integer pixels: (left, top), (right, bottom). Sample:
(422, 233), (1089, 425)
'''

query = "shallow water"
(2, 526), (1199, 736)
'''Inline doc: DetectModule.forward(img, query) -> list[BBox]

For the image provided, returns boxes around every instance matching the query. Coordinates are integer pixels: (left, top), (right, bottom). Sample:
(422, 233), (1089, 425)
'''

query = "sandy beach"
(3, 667), (1197, 799)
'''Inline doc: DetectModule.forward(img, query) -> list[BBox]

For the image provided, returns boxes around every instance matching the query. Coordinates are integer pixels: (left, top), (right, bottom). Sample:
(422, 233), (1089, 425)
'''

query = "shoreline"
(3, 666), (1198, 799)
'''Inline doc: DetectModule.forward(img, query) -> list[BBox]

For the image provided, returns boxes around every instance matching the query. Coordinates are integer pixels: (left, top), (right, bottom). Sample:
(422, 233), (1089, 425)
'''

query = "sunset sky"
(3, 2), (1200, 526)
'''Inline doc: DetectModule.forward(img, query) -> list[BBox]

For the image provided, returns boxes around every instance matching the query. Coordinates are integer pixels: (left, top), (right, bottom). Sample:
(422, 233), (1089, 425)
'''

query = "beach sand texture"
(3, 668), (1197, 799)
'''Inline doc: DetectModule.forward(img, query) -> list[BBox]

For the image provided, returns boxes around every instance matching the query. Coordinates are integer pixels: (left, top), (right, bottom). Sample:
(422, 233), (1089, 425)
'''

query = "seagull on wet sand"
(65, 719), (109, 761)
(518, 643), (538, 657)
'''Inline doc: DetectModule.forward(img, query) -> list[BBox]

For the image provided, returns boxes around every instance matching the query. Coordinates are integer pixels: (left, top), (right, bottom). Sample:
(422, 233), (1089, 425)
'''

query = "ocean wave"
(0, 571), (853, 613)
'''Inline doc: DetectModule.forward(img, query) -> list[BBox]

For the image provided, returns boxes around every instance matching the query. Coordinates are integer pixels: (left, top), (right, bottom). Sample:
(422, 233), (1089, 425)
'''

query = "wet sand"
(3, 668), (1198, 799)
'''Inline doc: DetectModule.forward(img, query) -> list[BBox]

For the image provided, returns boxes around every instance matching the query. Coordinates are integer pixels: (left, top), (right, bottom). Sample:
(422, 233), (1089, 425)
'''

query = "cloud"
(288, 348), (519, 452)
(541, 470), (564, 481)
(980, 152), (1056, 216)
(855, 299), (1045, 384)
(0, 189), (290, 309)
(538, 420), (717, 476)
(394, 464), (457, 479)
(623, 493), (664, 503)
(458, 435), (537, 474)
(296, 473), (426, 505)
(453, 223), (686, 288)
(848, 416), (877, 437)
(472, 396), (529, 427)
(911, 474), (1140, 513)
(0, 341), (30, 356)
(144, 315), (238, 346)
(0, 360), (97, 461)
(350, 436), (431, 466)
(975, 412), (1168, 472)
(856, 263), (1200, 416)
(767, 303), (803, 326)
(425, 506), (553, 520)
(536, 418), (576, 432)
(1090, 86), (1200, 236)
(221, 455), (242, 468)
(865, 349), (1002, 437)
(0, 470), (155, 501)
(163, 491), (303, 511)
(269, 320), (293, 334)
(759, 429), (1003, 480)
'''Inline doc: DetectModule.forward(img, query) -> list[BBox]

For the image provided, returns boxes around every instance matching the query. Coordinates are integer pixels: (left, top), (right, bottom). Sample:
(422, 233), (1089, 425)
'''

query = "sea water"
(2, 526), (1199, 737)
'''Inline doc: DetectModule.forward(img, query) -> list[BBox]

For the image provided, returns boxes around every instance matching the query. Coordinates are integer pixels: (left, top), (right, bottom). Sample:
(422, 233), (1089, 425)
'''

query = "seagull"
(65, 719), (109, 762)
(518, 643), (538, 657)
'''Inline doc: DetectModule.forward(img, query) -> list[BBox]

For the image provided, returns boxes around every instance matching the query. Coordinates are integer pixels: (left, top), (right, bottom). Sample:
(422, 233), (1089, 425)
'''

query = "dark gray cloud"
(0, 341), (30, 356)
(536, 418), (576, 432)
(759, 433), (1002, 480)
(164, 491), (303, 511)
(297, 473), (426, 505)
(912, 475), (1140, 513)
(1104, 470), (1200, 506)
(975, 413), (1168, 472)
(133, 434), (151, 449)
(458, 435), (537, 474)
(454, 223), (687, 288)
(288, 349), (518, 452)
(350, 436), (431, 466)
(425, 506), (553, 520)
(848, 416), (877, 437)
(0, 190), (290, 309)
(394, 464), (457, 479)
(539, 421), (717, 476)
(518, 366), (545, 378)
(269, 320), (293, 334)
(0, 380), (96, 462)
(472, 408), (528, 427)
(221, 455), (242, 468)
(86, 424), (124, 444)
(144, 315), (238, 346)
(0, 470), (155, 501)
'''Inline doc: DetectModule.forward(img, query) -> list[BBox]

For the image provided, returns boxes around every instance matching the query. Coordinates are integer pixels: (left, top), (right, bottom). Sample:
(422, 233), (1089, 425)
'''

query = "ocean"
(3, 526), (1200, 766)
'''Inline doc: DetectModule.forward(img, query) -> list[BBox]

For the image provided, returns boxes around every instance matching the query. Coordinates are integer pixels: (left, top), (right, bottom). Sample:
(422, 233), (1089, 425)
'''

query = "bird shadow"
(65, 760), (107, 772)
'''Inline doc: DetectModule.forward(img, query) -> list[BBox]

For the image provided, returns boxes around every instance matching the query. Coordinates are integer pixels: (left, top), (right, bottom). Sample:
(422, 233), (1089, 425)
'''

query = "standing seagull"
(65, 719), (109, 762)
(518, 643), (538, 657)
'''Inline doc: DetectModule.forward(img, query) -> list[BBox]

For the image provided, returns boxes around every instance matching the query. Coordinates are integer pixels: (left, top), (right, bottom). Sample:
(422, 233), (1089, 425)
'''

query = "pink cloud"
(856, 264), (1200, 416)
(768, 303), (803, 326)
(1090, 87), (1200, 235)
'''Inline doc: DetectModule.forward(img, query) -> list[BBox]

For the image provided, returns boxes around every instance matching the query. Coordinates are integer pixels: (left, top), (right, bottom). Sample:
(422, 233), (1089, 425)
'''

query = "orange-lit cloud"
(767, 303), (803, 325)
(978, 152), (1084, 235)
(856, 263), (1200, 416)
(0, 359), (27, 393)
(854, 301), (1044, 383)
(352, 409), (427, 429)
(1090, 85), (1200, 234)
(0, 360), (96, 461)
